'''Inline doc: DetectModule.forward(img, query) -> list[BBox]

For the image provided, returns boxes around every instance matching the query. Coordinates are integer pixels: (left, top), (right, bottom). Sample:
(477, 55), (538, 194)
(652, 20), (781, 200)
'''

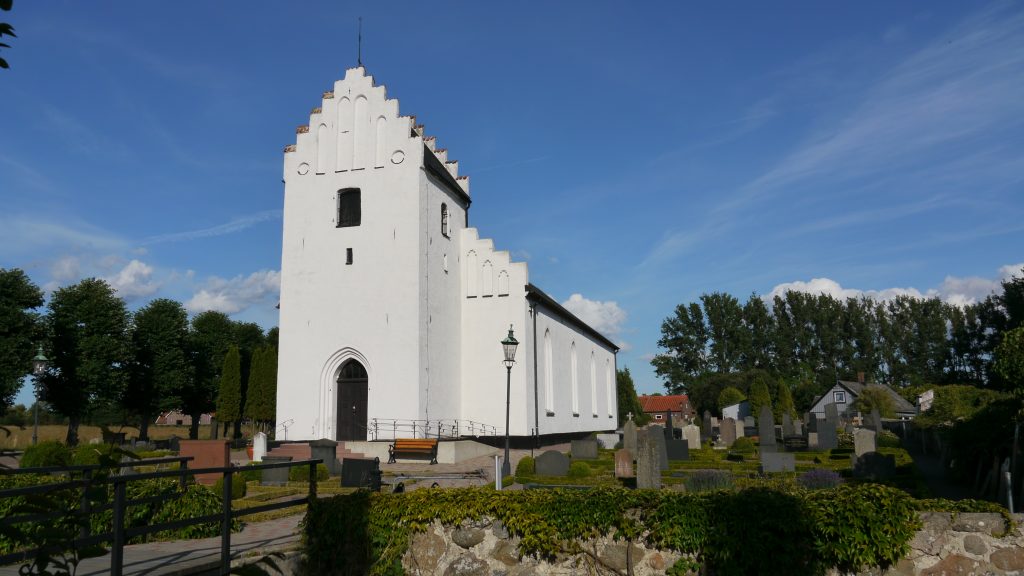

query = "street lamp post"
(31, 346), (48, 446)
(500, 325), (518, 479)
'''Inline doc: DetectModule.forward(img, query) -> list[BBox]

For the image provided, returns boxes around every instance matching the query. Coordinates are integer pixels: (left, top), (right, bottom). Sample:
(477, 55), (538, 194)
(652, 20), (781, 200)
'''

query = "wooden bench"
(388, 438), (439, 465)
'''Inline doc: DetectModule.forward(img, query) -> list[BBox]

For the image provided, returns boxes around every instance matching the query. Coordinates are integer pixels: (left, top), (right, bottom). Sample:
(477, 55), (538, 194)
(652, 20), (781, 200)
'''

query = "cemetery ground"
(0, 424), (209, 450)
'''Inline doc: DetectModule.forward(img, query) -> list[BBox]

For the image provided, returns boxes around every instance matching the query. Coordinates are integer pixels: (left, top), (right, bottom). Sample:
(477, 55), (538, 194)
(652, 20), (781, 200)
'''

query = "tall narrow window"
(544, 330), (554, 413)
(590, 352), (597, 416)
(441, 203), (449, 237)
(606, 359), (614, 417)
(337, 188), (361, 227)
(571, 342), (579, 416)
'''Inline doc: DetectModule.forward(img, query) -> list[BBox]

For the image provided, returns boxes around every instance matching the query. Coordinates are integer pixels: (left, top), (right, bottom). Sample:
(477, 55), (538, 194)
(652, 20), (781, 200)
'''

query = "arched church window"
(544, 329), (554, 414)
(441, 203), (449, 237)
(571, 342), (579, 416)
(337, 188), (361, 227)
(338, 359), (368, 380)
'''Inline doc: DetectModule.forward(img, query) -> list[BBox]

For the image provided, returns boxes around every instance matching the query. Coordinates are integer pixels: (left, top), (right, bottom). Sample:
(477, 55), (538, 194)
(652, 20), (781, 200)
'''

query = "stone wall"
(402, 513), (1024, 576)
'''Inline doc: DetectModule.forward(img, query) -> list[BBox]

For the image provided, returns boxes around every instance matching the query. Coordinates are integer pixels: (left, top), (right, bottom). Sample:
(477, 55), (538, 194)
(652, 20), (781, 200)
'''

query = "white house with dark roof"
(809, 378), (918, 421)
(275, 67), (618, 442)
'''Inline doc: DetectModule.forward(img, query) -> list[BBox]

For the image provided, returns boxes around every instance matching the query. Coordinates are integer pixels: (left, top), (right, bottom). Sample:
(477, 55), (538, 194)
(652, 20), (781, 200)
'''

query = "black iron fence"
(0, 456), (322, 575)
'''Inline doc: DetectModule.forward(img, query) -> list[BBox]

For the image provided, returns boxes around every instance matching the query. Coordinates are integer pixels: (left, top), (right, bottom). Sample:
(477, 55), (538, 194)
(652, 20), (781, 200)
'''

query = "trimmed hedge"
(20, 441), (71, 468)
(303, 484), (924, 576)
(289, 463), (329, 482)
(213, 474), (248, 500)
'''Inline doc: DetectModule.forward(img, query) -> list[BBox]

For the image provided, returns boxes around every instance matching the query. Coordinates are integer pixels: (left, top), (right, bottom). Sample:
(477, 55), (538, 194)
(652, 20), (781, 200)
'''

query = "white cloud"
(186, 270), (281, 315)
(105, 259), (160, 300)
(50, 256), (81, 282)
(561, 293), (628, 338)
(767, 263), (1023, 306)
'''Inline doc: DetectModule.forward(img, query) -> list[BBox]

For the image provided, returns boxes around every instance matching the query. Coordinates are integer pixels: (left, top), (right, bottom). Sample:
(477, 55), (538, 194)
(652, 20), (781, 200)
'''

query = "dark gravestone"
(649, 427), (669, 470)
(341, 457), (382, 489)
(743, 416), (756, 428)
(261, 455), (292, 486)
(869, 408), (883, 432)
(782, 413), (795, 437)
(168, 436), (181, 453)
(720, 417), (737, 447)
(614, 449), (634, 478)
(636, 429), (660, 489)
(819, 404), (840, 451)
(535, 450), (570, 477)
(665, 440), (690, 462)
(758, 406), (777, 452)
(623, 421), (638, 455)
(210, 417), (219, 440)
(663, 411), (674, 442)
(571, 439), (599, 460)
(852, 452), (896, 480)
(805, 413), (818, 433)
(309, 438), (340, 476)
(760, 452), (795, 473)
(701, 411), (713, 442)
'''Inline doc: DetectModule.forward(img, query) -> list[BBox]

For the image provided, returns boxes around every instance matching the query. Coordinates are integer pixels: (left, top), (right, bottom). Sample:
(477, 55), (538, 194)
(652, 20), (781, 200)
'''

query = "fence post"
(309, 461), (317, 501)
(111, 480), (126, 576)
(79, 468), (92, 540)
(178, 458), (188, 489)
(221, 468), (232, 574)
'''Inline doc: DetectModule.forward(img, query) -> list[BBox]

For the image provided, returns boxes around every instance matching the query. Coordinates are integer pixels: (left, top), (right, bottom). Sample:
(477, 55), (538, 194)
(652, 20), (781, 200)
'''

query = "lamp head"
(501, 325), (518, 366)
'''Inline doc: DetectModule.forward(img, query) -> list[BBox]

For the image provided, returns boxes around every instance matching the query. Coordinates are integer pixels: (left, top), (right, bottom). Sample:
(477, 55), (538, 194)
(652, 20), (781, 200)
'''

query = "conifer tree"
(774, 380), (797, 422)
(217, 345), (242, 437)
(243, 346), (263, 423)
(748, 379), (773, 422)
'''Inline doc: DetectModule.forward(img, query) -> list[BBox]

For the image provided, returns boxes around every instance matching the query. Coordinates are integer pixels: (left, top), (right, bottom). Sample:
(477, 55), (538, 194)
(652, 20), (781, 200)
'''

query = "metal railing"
(369, 418), (498, 440)
(0, 456), (322, 575)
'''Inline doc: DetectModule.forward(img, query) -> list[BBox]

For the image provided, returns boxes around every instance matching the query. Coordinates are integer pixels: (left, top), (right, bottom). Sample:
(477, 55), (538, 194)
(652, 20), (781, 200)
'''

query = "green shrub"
(213, 474), (248, 500)
(289, 463), (329, 482)
(20, 441), (71, 468)
(515, 456), (535, 477)
(240, 463), (262, 483)
(71, 443), (120, 466)
(501, 475), (515, 487)
(797, 469), (843, 490)
(837, 431), (854, 450)
(567, 461), (590, 479)
(877, 430), (901, 448)
(731, 437), (756, 453)
(686, 470), (733, 493)
(152, 484), (237, 540)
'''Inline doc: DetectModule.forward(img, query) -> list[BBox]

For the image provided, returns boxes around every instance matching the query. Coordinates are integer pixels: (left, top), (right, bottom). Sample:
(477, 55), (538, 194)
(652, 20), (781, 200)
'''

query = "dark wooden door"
(336, 360), (368, 441)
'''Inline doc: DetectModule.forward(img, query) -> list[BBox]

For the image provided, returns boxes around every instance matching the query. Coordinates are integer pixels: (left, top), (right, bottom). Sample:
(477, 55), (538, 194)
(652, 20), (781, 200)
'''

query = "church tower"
(277, 67), (471, 441)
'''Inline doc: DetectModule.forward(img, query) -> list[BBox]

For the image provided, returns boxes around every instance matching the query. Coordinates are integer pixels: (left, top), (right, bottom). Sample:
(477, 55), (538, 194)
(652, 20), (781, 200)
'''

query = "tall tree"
(717, 386), (745, 412)
(185, 311), (235, 439)
(747, 377), (773, 421)
(217, 345), (242, 437)
(701, 293), (745, 373)
(125, 299), (190, 441)
(231, 322), (264, 438)
(616, 367), (650, 426)
(993, 327), (1024, 400)
(740, 294), (775, 372)
(653, 302), (709, 390)
(774, 380), (796, 422)
(42, 279), (129, 446)
(0, 268), (43, 413)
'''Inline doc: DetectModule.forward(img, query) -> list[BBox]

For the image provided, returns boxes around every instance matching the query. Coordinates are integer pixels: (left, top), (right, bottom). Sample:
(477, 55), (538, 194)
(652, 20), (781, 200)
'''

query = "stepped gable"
(283, 66), (470, 196)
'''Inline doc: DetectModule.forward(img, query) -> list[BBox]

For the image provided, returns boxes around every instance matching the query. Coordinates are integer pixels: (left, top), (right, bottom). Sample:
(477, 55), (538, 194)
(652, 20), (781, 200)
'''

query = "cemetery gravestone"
(535, 450), (571, 477)
(649, 426), (670, 470)
(818, 415), (838, 451)
(782, 413), (795, 437)
(663, 411), (675, 441)
(252, 432), (267, 462)
(807, 432), (819, 450)
(636, 430), (661, 489)
(758, 406), (777, 452)
(341, 457), (382, 489)
(261, 455), (292, 486)
(854, 428), (877, 457)
(760, 452), (796, 473)
(805, 413), (817, 433)
(734, 419), (745, 439)
(310, 438), (340, 476)
(720, 417), (737, 447)
(571, 439), (599, 460)
(869, 408), (883, 433)
(852, 452), (896, 480)
(665, 440), (690, 462)
(744, 416), (756, 428)
(792, 421), (803, 437)
(614, 449), (634, 478)
(623, 420), (638, 455)
(683, 424), (701, 450)
(702, 411), (713, 442)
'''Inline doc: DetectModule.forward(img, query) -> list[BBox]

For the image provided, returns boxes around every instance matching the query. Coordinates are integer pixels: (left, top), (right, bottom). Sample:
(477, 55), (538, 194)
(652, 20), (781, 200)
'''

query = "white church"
(276, 67), (618, 443)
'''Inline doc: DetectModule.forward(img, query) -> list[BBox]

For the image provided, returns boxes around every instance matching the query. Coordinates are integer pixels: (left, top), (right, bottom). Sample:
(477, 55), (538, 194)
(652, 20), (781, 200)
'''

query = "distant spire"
(357, 17), (363, 67)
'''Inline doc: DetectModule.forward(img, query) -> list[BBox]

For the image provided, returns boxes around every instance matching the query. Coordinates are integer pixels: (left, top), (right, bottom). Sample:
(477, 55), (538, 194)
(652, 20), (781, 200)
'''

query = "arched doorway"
(336, 359), (368, 441)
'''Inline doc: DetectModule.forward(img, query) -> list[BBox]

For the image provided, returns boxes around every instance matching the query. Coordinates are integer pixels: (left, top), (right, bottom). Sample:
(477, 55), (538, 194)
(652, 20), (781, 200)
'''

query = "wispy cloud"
(142, 210), (282, 245)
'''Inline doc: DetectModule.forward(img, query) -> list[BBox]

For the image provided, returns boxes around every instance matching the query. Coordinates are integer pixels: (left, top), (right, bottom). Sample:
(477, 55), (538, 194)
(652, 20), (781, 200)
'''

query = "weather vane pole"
(358, 17), (363, 67)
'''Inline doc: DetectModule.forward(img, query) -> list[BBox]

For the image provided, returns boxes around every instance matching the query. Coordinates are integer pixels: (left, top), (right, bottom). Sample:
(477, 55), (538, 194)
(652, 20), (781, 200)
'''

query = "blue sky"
(3, 2), (1023, 407)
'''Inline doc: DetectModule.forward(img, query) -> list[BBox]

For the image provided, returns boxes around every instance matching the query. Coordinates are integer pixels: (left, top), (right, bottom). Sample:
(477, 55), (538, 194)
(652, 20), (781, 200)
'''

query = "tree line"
(0, 268), (277, 445)
(652, 269), (1024, 416)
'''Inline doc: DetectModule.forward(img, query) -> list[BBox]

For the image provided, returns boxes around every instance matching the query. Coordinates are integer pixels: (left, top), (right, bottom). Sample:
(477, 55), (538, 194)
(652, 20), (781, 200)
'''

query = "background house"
(638, 394), (695, 424)
(809, 376), (917, 420)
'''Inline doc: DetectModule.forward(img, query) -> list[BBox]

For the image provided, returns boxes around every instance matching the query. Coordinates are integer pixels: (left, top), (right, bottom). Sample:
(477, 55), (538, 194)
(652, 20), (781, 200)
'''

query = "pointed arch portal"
(336, 359), (368, 441)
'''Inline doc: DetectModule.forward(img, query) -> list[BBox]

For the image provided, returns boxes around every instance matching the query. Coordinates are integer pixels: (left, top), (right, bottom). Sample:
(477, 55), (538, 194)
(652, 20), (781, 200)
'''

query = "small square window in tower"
(337, 188), (361, 227)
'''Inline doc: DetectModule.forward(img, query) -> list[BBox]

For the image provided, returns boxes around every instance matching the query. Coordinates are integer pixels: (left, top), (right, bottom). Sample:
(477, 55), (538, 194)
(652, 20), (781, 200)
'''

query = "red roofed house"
(638, 395), (695, 424)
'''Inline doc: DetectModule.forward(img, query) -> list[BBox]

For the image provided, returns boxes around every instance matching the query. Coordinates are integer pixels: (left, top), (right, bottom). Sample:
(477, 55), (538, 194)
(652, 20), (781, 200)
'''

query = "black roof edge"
(525, 283), (619, 352)
(422, 144), (471, 208)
